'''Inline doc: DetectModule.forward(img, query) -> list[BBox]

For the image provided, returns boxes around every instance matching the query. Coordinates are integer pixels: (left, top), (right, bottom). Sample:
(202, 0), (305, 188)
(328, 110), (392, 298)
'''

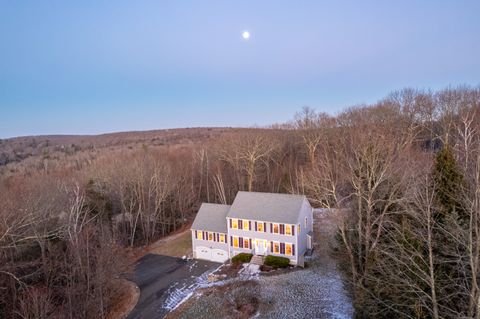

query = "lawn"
(149, 229), (193, 257)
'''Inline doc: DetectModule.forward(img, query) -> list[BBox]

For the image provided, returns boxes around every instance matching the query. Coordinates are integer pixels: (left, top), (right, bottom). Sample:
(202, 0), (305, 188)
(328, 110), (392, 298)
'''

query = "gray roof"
(227, 191), (307, 224)
(191, 203), (230, 233)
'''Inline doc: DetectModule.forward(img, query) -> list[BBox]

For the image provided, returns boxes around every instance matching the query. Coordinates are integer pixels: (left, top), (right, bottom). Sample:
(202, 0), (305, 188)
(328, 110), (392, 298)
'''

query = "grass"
(149, 229), (192, 257)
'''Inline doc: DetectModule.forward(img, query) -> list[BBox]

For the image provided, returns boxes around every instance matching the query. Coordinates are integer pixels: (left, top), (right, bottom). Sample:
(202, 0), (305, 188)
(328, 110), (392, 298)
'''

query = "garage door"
(211, 249), (229, 263)
(196, 246), (211, 261)
(196, 247), (229, 263)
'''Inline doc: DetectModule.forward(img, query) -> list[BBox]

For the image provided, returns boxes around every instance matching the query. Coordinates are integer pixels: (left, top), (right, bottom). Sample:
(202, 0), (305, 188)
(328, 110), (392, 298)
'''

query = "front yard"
(167, 209), (354, 318)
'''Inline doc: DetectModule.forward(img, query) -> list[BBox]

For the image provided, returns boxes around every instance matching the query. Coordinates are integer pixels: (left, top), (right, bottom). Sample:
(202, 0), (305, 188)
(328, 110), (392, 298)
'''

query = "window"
(257, 222), (264, 232)
(286, 243), (293, 256)
(273, 242), (280, 254)
(219, 234), (225, 243)
(208, 232), (213, 241)
(273, 223), (279, 234)
(285, 225), (292, 235)
(233, 236), (239, 248)
(298, 224), (300, 234)
(198, 231), (203, 240)
(305, 217), (308, 228)
(232, 219), (239, 229)
(244, 237), (250, 249)
(243, 220), (249, 231)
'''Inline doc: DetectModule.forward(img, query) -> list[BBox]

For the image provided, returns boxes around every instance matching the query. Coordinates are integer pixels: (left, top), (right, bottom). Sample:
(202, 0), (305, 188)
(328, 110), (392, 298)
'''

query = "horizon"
(1, 1), (479, 138)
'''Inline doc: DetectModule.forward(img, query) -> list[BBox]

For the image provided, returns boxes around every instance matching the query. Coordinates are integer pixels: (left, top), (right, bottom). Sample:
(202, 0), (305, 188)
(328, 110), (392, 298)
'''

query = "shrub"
(231, 253), (253, 264)
(264, 255), (290, 268)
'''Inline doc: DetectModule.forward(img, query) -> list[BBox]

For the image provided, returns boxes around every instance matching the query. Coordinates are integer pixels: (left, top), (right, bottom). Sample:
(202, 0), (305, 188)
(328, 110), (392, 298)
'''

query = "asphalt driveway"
(127, 254), (220, 319)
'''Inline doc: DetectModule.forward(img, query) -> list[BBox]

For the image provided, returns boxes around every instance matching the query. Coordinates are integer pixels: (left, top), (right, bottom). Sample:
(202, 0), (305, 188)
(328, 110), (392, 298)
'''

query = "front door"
(255, 239), (266, 255)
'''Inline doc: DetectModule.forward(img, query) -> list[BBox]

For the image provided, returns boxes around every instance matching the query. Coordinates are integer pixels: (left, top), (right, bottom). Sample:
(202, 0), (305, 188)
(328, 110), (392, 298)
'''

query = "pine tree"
(432, 145), (466, 224)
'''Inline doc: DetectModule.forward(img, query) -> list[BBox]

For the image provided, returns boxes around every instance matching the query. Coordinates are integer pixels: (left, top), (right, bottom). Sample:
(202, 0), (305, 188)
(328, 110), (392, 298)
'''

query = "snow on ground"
(239, 263), (261, 279)
(254, 209), (354, 318)
(167, 209), (354, 318)
(162, 264), (225, 312)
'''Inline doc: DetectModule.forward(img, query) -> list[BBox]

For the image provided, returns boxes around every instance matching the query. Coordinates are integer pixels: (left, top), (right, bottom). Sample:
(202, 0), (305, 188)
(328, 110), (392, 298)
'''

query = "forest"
(1, 85), (480, 318)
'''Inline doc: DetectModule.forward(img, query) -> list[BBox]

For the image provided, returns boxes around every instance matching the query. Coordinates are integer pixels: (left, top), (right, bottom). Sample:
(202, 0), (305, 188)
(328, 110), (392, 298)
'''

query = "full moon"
(242, 31), (250, 39)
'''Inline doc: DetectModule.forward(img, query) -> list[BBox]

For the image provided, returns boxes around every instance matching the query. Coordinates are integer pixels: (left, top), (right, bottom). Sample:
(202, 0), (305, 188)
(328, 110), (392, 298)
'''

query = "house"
(191, 191), (313, 266)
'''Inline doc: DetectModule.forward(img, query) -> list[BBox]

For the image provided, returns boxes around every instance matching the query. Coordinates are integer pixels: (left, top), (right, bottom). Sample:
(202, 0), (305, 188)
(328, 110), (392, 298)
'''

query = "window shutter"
(292, 225), (295, 236)
(217, 233), (220, 241)
(270, 241), (273, 252)
(239, 219), (243, 230)
(195, 230), (197, 239)
(239, 237), (243, 248)
(229, 219), (232, 228)
(203, 231), (206, 239)
(249, 238), (252, 248)
(230, 236), (233, 246)
(280, 224), (284, 234)
(249, 221), (252, 230)
(255, 222), (257, 231)
(270, 223), (273, 233)
(280, 243), (285, 254)
(292, 244), (295, 256)
(264, 222), (267, 232)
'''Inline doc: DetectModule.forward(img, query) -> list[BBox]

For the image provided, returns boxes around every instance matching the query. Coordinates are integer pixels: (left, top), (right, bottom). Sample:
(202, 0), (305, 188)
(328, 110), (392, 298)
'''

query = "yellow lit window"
(198, 231), (203, 240)
(243, 220), (249, 230)
(273, 223), (279, 234)
(233, 237), (239, 248)
(244, 238), (249, 249)
(298, 224), (300, 234)
(208, 232), (213, 241)
(285, 225), (292, 235)
(273, 242), (280, 254)
(232, 219), (238, 229)
(219, 234), (225, 243)
(257, 222), (264, 232)
(286, 243), (293, 256)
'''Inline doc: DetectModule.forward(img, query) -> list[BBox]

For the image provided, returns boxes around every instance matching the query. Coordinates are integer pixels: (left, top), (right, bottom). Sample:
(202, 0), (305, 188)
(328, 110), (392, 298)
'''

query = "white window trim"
(233, 236), (239, 248)
(285, 243), (293, 256)
(257, 222), (264, 232)
(273, 223), (280, 234)
(285, 224), (292, 235)
(273, 241), (280, 254)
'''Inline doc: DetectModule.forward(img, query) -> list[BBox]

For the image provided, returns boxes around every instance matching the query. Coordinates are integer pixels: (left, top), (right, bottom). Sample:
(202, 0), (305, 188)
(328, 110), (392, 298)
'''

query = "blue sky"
(1, 1), (479, 138)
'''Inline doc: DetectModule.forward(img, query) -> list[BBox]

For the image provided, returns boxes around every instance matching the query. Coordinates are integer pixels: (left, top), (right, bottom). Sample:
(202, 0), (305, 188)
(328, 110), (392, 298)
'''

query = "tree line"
(1, 85), (479, 318)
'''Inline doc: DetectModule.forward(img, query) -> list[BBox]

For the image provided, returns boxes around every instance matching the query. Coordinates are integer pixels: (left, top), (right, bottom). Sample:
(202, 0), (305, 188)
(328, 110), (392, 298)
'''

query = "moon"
(242, 31), (250, 40)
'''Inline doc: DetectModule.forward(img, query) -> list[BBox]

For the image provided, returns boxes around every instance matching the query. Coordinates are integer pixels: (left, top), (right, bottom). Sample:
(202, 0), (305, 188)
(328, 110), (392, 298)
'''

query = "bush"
(231, 253), (253, 264)
(264, 255), (290, 268)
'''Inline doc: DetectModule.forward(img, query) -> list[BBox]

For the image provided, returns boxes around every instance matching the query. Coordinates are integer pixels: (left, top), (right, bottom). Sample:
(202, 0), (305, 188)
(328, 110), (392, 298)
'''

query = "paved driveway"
(127, 254), (220, 319)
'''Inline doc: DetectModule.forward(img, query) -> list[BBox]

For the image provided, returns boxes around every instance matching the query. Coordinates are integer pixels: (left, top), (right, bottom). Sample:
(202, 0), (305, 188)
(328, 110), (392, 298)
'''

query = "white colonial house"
(191, 191), (313, 266)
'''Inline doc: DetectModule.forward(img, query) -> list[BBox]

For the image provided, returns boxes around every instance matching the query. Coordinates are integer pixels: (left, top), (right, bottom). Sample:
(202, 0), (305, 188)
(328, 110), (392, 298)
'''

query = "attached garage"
(211, 249), (229, 263)
(195, 246), (229, 263)
(196, 246), (212, 261)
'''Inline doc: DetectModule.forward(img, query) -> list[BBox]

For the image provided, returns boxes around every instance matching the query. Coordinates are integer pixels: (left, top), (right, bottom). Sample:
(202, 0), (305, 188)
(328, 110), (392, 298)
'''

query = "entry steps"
(250, 255), (264, 265)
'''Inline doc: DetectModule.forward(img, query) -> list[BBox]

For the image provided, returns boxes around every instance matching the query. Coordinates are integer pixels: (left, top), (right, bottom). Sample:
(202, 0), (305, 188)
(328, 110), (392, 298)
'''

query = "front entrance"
(255, 239), (267, 255)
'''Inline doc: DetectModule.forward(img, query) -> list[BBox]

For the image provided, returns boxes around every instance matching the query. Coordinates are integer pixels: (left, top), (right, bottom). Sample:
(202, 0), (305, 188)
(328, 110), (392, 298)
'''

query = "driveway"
(127, 254), (220, 319)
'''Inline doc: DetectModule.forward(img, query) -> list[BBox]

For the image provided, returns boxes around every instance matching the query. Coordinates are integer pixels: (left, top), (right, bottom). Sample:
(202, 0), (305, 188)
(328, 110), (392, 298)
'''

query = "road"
(127, 254), (219, 319)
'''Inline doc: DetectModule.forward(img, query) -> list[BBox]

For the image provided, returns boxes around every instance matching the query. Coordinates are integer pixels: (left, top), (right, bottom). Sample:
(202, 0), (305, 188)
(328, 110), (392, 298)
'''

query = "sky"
(0, 1), (479, 138)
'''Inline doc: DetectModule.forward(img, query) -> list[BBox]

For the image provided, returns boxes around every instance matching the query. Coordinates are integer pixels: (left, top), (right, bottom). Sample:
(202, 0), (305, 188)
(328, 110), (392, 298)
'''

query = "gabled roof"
(227, 191), (307, 224)
(191, 203), (230, 233)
